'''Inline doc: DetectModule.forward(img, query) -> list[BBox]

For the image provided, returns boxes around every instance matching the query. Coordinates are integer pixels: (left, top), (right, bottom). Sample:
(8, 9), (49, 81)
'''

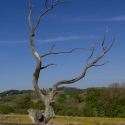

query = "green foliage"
(13, 94), (45, 114)
(66, 109), (73, 116)
(57, 93), (67, 103)
(31, 100), (45, 110)
(0, 96), (15, 102)
(56, 86), (86, 95)
(92, 108), (99, 117)
(70, 94), (84, 102)
(84, 83), (125, 117)
(53, 97), (84, 116)
(0, 106), (13, 114)
(13, 108), (27, 114)
(0, 90), (34, 97)
(15, 94), (31, 109)
(0, 84), (125, 117)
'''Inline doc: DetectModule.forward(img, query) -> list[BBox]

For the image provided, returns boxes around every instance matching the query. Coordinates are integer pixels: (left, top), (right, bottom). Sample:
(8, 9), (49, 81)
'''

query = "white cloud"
(37, 35), (101, 44)
(37, 36), (82, 44)
(104, 15), (125, 21)
(0, 35), (101, 45)
(72, 15), (125, 22)
(0, 36), (82, 45)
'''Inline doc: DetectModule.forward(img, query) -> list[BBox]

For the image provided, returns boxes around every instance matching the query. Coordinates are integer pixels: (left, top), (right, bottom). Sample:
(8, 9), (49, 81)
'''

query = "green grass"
(15, 92), (36, 97)
(0, 115), (31, 123)
(50, 116), (125, 125)
(57, 90), (65, 94)
(0, 115), (125, 125)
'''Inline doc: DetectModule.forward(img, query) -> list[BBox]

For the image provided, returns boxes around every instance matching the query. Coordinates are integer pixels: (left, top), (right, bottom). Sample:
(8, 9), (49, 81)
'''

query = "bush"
(117, 113), (125, 118)
(66, 109), (73, 116)
(13, 108), (28, 114)
(0, 106), (13, 114)
(31, 100), (45, 110)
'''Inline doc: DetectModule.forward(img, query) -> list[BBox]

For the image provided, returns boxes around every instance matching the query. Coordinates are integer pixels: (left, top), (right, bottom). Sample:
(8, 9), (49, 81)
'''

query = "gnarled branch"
(28, 0), (114, 124)
(51, 26), (115, 99)
(41, 45), (91, 58)
(28, 0), (68, 32)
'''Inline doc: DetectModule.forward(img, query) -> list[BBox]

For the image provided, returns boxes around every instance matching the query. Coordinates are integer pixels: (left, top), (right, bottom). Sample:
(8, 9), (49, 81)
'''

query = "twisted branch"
(41, 45), (91, 58)
(28, 0), (68, 32)
(51, 26), (115, 99)
(28, 1), (114, 123)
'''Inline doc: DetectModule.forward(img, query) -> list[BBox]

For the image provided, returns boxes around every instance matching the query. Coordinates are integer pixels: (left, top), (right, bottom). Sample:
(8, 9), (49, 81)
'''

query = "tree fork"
(28, 0), (114, 124)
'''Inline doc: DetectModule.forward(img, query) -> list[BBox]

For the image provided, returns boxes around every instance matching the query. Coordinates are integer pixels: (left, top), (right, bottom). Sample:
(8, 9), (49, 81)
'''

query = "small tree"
(27, 0), (115, 124)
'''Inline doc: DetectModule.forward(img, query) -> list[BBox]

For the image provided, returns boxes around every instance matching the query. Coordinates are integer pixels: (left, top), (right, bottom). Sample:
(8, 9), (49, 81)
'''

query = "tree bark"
(28, 0), (114, 124)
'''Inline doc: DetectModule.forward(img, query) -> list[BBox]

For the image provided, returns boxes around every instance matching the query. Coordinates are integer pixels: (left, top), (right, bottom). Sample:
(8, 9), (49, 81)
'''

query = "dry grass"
(0, 114), (31, 123)
(49, 116), (125, 125)
(0, 115), (125, 125)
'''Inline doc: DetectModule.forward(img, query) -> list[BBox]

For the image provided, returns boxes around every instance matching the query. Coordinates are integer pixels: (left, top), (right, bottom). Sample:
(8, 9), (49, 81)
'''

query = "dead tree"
(28, 0), (115, 124)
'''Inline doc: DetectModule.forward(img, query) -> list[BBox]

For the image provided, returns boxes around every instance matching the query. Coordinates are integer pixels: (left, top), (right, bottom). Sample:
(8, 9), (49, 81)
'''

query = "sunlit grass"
(0, 115), (31, 123)
(49, 116), (125, 125)
(0, 115), (125, 125)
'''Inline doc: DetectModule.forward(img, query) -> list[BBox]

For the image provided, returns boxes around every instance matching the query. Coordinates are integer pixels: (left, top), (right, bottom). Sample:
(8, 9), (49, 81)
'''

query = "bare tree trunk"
(27, 0), (114, 124)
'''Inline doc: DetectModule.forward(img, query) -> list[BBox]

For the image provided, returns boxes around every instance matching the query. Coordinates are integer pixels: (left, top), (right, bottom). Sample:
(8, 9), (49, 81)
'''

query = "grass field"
(0, 115), (125, 125)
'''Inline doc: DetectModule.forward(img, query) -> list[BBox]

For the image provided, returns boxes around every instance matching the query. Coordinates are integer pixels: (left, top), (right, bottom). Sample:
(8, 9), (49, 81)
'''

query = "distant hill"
(1, 83), (125, 117)
(0, 90), (34, 97)
(0, 87), (86, 97)
(55, 86), (86, 95)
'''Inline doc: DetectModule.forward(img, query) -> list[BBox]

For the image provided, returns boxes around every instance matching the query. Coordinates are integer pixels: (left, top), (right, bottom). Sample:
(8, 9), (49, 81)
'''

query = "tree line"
(84, 83), (125, 118)
(0, 90), (34, 97)
(0, 87), (85, 97)
(0, 83), (125, 118)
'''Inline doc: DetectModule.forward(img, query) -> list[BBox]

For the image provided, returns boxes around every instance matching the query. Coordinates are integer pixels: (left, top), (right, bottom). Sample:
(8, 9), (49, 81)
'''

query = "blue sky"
(0, 0), (125, 92)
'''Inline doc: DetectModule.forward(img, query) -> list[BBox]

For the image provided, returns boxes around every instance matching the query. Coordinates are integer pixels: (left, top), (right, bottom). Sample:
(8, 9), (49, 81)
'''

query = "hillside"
(0, 86), (86, 108)
(0, 86), (86, 97)
(0, 83), (125, 118)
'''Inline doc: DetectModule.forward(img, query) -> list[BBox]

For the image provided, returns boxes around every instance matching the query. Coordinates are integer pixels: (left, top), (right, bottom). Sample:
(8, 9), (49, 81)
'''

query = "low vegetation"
(0, 83), (125, 119)
(0, 115), (125, 125)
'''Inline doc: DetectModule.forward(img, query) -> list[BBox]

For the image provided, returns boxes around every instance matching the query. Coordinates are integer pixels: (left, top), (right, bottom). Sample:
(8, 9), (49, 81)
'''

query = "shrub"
(66, 109), (73, 116)
(0, 106), (13, 114)
(13, 108), (27, 114)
